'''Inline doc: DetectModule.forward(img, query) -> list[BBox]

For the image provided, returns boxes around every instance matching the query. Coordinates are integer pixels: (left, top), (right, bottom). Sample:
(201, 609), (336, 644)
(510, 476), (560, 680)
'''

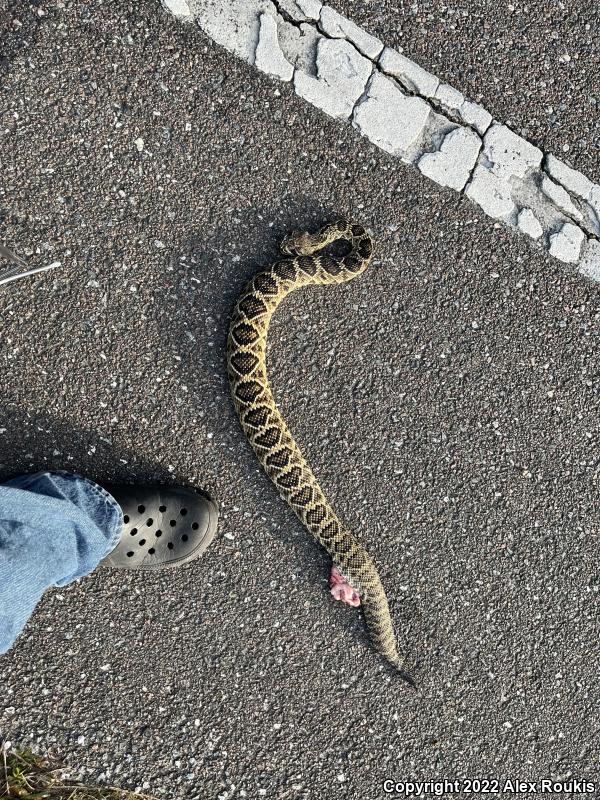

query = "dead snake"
(227, 220), (413, 684)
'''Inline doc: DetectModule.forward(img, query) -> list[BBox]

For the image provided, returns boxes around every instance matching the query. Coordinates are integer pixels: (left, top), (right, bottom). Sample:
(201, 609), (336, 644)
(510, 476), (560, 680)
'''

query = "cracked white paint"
(188, 0), (272, 63)
(435, 83), (464, 112)
(161, 0), (193, 21)
(433, 85), (491, 135)
(466, 166), (516, 220)
(484, 124), (543, 181)
(579, 240), (600, 281)
(174, 0), (600, 283)
(517, 208), (543, 240)
(319, 6), (383, 60)
(255, 13), (294, 80)
(278, 0), (322, 20)
(418, 126), (481, 192)
(545, 154), (600, 236)
(378, 47), (439, 99)
(540, 176), (583, 223)
(548, 223), (586, 263)
(277, 18), (321, 75)
(294, 37), (372, 119)
(352, 72), (432, 160)
(298, 0), (322, 18)
(379, 49), (491, 137)
(458, 100), (492, 136)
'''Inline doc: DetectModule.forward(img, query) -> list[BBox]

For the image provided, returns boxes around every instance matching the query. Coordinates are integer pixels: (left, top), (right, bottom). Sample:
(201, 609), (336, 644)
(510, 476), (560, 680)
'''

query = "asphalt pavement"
(0, 1), (599, 798)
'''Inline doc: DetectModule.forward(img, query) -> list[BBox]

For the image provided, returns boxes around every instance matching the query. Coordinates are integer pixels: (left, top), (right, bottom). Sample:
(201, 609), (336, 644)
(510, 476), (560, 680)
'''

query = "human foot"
(101, 484), (218, 570)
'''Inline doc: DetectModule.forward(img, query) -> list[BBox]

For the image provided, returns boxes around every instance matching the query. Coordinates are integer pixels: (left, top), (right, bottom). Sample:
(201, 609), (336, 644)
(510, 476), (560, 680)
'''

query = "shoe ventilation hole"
(182, 534), (189, 542)
(139, 539), (146, 546)
(138, 504), (145, 513)
(127, 551), (134, 557)
(155, 530), (162, 537)
(167, 542), (174, 550)
(170, 520), (176, 527)
(180, 508), (188, 516)
(192, 522), (199, 530)
(130, 528), (138, 536)
(123, 515), (129, 523)
(148, 547), (155, 555)
(159, 505), (167, 512)
(146, 518), (153, 526)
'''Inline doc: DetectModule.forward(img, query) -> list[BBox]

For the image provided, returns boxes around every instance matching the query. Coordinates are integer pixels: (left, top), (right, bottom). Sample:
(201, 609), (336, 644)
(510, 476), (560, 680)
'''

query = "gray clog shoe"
(102, 484), (219, 570)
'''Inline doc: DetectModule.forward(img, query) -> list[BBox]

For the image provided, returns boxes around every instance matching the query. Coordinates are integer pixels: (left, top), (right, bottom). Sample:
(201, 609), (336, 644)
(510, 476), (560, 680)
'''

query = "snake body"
(227, 220), (409, 678)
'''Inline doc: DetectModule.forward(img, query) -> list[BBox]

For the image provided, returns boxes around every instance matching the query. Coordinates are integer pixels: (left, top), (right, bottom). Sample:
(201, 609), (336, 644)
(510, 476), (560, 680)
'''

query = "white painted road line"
(162, 0), (600, 283)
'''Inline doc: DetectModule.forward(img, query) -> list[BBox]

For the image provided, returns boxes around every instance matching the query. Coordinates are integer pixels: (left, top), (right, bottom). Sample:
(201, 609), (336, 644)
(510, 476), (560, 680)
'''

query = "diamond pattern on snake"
(227, 220), (413, 685)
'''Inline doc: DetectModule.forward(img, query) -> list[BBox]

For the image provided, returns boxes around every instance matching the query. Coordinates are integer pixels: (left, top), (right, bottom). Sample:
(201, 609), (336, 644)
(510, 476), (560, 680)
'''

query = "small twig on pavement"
(0, 243), (60, 286)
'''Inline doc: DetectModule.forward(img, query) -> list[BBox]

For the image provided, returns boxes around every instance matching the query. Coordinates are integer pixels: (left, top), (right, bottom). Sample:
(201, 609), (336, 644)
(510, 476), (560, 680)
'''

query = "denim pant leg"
(0, 471), (123, 654)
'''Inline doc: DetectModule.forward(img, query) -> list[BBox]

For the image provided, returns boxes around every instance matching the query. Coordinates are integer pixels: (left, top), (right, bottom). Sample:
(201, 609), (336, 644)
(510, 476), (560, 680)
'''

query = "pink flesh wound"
(330, 566), (361, 607)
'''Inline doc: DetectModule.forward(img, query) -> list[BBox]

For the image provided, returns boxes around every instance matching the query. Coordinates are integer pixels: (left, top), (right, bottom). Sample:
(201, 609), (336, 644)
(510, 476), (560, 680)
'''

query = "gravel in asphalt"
(0, 2), (598, 798)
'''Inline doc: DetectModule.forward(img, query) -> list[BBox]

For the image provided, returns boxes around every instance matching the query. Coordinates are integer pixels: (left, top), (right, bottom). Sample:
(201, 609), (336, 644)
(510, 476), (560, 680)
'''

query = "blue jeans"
(0, 471), (123, 654)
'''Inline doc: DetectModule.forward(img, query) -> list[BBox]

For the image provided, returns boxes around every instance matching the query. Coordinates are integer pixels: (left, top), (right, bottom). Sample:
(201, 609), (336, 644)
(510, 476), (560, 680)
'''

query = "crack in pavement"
(167, 0), (600, 282)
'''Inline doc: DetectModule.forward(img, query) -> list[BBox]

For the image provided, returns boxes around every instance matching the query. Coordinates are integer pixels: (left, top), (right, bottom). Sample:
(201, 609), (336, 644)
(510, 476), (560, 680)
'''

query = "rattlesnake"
(227, 220), (412, 683)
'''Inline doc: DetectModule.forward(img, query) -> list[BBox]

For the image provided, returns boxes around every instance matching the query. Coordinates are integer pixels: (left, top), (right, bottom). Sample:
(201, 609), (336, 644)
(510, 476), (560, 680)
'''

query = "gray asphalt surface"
(1, 1), (599, 798)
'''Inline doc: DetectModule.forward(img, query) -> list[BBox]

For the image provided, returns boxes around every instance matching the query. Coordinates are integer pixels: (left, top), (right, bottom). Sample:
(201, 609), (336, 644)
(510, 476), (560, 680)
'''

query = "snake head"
(280, 230), (315, 257)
